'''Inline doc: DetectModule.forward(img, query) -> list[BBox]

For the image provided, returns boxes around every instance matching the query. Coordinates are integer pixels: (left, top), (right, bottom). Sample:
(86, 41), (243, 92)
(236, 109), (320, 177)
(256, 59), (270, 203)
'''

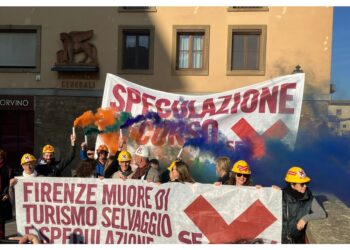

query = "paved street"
(5, 219), (17, 238)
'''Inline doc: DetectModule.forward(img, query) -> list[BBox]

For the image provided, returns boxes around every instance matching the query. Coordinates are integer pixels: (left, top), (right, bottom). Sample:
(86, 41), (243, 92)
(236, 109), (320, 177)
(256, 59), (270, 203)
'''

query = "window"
(343, 124), (347, 129)
(227, 25), (266, 76)
(336, 109), (342, 115)
(118, 26), (154, 74)
(0, 25), (41, 72)
(172, 25), (210, 76)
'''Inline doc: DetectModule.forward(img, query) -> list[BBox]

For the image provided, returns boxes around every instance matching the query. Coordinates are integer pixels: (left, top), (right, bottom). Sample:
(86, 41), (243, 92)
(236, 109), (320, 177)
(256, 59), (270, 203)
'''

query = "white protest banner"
(98, 73), (304, 160)
(15, 177), (282, 244)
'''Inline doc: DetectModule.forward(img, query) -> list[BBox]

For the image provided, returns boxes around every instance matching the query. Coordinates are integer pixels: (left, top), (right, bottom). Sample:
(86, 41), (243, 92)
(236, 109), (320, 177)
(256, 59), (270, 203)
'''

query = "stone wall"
(34, 95), (102, 176)
(306, 194), (350, 243)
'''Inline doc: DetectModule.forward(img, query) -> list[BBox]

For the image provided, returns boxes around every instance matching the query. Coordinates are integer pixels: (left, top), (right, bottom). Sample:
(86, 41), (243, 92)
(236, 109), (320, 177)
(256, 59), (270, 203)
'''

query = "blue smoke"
(121, 111), (350, 207)
(120, 111), (161, 129)
(251, 130), (350, 207)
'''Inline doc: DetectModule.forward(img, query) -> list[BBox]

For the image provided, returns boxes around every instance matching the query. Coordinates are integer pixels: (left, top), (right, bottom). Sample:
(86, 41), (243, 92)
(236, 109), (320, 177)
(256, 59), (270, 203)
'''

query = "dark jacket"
(80, 150), (120, 178)
(36, 145), (76, 177)
(0, 163), (13, 222)
(282, 186), (313, 244)
(102, 151), (122, 178)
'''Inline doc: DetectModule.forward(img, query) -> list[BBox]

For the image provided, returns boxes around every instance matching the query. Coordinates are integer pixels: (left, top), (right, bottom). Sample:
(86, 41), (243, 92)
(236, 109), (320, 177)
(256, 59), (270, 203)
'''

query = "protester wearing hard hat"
(282, 166), (326, 244)
(112, 150), (133, 180)
(94, 144), (109, 178)
(8, 153), (39, 215)
(131, 145), (160, 183)
(20, 154), (37, 177)
(36, 134), (76, 177)
(228, 160), (253, 186)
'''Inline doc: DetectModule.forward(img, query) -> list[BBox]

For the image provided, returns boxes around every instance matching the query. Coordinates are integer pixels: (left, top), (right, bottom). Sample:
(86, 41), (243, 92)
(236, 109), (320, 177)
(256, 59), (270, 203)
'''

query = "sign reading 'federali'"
(0, 95), (34, 111)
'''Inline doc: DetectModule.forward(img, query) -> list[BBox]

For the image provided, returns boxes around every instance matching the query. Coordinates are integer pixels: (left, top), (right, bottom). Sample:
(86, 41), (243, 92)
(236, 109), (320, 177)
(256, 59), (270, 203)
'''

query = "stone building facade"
(0, 7), (333, 174)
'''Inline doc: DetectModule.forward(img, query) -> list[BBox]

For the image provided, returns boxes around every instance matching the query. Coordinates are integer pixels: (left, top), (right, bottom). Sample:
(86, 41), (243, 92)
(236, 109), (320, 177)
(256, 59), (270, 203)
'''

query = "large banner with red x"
(15, 178), (282, 244)
(99, 73), (304, 160)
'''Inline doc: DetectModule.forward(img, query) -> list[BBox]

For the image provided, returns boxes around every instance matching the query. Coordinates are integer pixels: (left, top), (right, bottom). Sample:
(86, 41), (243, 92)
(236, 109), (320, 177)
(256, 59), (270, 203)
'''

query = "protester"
(93, 144), (109, 178)
(228, 160), (254, 186)
(149, 158), (160, 172)
(168, 160), (195, 183)
(103, 139), (126, 178)
(74, 158), (96, 178)
(8, 154), (39, 205)
(79, 142), (95, 160)
(131, 145), (160, 183)
(112, 150), (133, 180)
(0, 149), (14, 240)
(36, 134), (76, 176)
(282, 166), (326, 244)
(214, 156), (231, 185)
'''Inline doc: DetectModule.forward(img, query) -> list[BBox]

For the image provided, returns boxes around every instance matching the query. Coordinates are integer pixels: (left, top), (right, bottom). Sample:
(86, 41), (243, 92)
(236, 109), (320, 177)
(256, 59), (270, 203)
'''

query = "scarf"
(132, 165), (149, 180)
(283, 184), (307, 200)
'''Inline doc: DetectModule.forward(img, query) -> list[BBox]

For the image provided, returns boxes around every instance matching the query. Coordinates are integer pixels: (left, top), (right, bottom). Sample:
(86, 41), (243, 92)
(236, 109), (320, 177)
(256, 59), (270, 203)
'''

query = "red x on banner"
(231, 118), (289, 158)
(184, 195), (277, 244)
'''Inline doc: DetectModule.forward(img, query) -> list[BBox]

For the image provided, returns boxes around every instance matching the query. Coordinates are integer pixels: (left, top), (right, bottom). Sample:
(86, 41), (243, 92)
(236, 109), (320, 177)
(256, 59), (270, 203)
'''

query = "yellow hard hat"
(42, 144), (55, 153)
(231, 160), (251, 174)
(285, 166), (311, 183)
(21, 153), (36, 165)
(97, 144), (109, 153)
(117, 150), (132, 162)
(168, 160), (178, 171)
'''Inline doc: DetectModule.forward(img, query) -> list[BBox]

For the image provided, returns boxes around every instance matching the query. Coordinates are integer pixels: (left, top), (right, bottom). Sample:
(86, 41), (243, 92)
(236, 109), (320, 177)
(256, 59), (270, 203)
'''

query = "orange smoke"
(100, 132), (120, 155)
(74, 107), (124, 154)
(95, 107), (117, 130)
(73, 110), (95, 127)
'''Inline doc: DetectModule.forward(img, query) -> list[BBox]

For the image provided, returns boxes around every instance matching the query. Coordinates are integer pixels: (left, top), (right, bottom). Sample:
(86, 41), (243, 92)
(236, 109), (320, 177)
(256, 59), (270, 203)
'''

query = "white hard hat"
(134, 145), (150, 158)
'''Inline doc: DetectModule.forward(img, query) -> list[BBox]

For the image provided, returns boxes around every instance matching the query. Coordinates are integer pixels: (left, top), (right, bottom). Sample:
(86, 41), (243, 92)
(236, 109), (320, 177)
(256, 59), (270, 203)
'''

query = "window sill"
(117, 69), (153, 75)
(118, 7), (157, 13)
(0, 67), (39, 73)
(172, 69), (209, 76)
(227, 69), (265, 76)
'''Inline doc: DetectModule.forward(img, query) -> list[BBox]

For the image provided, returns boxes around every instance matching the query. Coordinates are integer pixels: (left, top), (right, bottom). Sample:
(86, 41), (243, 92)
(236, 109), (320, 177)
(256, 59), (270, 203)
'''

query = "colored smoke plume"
(94, 107), (117, 130)
(120, 111), (161, 129)
(100, 132), (120, 155)
(74, 108), (126, 153)
(249, 129), (350, 207)
(73, 110), (95, 127)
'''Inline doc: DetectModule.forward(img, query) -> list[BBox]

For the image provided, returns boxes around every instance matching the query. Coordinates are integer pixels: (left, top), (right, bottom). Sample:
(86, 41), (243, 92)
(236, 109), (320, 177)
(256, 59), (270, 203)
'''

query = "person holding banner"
(8, 154), (38, 211)
(131, 145), (160, 183)
(112, 150), (133, 180)
(282, 166), (326, 244)
(168, 160), (195, 183)
(214, 156), (231, 185)
(103, 139), (127, 179)
(36, 134), (76, 177)
(228, 160), (254, 186)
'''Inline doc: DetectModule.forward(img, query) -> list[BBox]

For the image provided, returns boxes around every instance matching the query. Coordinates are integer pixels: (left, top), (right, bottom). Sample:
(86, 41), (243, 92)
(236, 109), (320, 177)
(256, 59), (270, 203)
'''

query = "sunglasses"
(296, 182), (309, 187)
(236, 173), (249, 178)
(87, 153), (94, 156)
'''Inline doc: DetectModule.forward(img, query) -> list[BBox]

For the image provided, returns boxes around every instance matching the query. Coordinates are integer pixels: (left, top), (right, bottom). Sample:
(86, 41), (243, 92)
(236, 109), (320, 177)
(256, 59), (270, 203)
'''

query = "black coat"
(0, 164), (14, 222)
(282, 186), (313, 244)
(36, 145), (76, 177)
